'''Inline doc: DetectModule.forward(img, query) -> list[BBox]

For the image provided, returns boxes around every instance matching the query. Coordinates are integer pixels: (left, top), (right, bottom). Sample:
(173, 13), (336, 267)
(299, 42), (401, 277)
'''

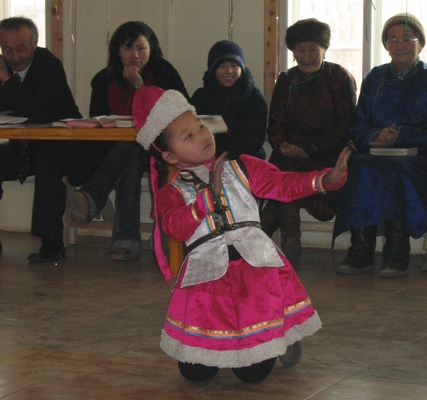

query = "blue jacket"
(351, 60), (427, 154)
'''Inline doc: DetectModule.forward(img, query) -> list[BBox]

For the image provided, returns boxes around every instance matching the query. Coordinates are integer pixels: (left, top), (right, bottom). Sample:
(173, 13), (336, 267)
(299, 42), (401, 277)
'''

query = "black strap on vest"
(186, 221), (261, 253)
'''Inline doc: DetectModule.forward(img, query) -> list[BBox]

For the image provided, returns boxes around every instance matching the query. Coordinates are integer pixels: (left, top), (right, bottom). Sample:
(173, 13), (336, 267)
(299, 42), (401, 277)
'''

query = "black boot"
(261, 200), (301, 267)
(281, 236), (301, 267)
(28, 236), (65, 263)
(379, 220), (410, 278)
(260, 200), (281, 237)
(279, 201), (302, 267)
(335, 225), (377, 274)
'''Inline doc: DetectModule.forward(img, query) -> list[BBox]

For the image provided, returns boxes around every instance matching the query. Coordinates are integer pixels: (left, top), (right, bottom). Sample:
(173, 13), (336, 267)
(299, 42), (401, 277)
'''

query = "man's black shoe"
(28, 237), (66, 263)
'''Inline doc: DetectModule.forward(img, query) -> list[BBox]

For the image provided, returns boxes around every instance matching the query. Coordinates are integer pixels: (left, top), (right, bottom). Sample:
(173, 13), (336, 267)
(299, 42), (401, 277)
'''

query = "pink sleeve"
(157, 184), (209, 242)
(239, 154), (346, 201)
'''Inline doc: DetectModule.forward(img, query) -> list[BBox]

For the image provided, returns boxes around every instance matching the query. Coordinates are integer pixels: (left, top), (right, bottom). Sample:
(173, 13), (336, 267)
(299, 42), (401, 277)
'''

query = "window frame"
(277, 0), (375, 76)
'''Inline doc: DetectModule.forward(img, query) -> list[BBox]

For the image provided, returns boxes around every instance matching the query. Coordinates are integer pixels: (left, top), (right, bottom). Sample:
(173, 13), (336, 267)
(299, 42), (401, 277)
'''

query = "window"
(0, 0), (45, 46)
(280, 0), (427, 91)
(376, 1), (427, 66)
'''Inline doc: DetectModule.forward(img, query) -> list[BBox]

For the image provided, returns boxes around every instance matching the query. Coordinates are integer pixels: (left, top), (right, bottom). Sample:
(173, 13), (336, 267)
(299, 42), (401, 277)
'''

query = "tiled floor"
(0, 231), (425, 400)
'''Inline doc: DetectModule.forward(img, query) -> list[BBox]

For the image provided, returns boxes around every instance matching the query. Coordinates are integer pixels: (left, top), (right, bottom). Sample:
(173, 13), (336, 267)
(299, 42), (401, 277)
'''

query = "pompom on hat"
(133, 86), (195, 150)
(207, 40), (245, 74)
(382, 12), (426, 49)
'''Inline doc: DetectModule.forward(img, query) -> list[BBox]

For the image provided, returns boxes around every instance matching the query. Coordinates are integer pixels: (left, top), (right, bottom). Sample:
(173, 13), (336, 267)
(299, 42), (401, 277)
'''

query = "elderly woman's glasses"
(387, 36), (419, 45)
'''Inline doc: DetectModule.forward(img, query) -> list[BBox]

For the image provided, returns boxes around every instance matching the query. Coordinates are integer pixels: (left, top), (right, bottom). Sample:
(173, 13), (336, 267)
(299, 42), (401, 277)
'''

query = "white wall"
(64, 0), (169, 117)
(166, 0), (265, 97)
(62, 0), (265, 117)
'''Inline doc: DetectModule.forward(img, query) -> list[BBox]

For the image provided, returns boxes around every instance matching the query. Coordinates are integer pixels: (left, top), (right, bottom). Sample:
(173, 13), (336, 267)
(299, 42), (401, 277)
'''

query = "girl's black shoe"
(178, 361), (219, 381)
(232, 357), (276, 383)
(278, 341), (303, 367)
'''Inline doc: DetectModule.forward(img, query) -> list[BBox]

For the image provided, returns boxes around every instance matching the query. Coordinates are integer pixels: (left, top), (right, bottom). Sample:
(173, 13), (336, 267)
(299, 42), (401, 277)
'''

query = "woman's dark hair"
(106, 21), (163, 84)
(285, 18), (331, 51)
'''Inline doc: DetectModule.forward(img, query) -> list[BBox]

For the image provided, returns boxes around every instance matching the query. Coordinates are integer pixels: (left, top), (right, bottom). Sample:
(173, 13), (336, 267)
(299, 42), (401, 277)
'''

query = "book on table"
(370, 147), (418, 156)
(53, 115), (135, 128)
(198, 115), (228, 134)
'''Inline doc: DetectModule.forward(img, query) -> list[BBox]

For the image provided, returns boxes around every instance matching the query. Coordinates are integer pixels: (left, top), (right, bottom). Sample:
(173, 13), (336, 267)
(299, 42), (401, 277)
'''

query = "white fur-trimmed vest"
(172, 160), (284, 287)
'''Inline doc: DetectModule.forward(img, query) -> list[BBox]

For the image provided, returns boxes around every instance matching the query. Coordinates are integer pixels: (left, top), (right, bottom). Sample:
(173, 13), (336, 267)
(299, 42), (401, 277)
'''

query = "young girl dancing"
(132, 86), (351, 383)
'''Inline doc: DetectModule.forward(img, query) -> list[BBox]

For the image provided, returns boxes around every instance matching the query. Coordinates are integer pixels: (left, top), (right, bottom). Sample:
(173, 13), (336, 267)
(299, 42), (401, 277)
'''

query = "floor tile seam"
(0, 373), (65, 399)
(303, 365), (377, 400)
(53, 334), (162, 360)
(366, 339), (427, 367)
(1, 335), (147, 360)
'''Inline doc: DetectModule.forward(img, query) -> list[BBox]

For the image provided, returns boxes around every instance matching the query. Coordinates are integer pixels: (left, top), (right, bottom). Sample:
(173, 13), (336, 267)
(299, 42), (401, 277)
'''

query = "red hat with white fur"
(133, 86), (195, 150)
(132, 86), (196, 282)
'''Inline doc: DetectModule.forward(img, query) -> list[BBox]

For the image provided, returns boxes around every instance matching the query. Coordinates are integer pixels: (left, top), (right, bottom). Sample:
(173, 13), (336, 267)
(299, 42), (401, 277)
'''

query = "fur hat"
(382, 12), (426, 48)
(207, 40), (245, 74)
(286, 18), (331, 50)
(133, 86), (195, 150)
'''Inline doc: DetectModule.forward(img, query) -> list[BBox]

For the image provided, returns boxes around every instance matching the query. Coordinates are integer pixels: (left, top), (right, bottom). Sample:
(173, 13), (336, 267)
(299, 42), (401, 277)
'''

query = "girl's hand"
(324, 146), (352, 186)
(123, 64), (143, 88)
(211, 152), (228, 196)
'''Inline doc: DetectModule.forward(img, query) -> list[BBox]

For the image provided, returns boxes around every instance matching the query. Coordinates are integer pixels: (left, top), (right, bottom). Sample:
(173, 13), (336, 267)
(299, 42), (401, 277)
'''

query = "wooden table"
(0, 125), (182, 277)
(0, 125), (137, 140)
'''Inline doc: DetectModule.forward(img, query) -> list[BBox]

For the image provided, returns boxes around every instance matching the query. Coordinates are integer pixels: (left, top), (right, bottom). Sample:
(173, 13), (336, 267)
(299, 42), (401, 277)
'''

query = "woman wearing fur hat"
(334, 13), (427, 277)
(132, 85), (350, 382)
(260, 19), (357, 267)
(190, 40), (268, 160)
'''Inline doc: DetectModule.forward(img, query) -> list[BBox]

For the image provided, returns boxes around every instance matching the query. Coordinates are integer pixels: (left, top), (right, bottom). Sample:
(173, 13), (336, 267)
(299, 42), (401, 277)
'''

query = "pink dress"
(156, 155), (343, 368)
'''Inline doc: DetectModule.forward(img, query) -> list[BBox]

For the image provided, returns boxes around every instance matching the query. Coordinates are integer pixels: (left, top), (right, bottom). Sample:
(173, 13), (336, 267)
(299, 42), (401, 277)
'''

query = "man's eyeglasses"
(387, 36), (419, 45)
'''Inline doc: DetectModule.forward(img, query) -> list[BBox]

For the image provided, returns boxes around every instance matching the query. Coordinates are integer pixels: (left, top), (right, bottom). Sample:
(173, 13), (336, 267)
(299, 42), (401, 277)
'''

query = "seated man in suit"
(0, 17), (110, 262)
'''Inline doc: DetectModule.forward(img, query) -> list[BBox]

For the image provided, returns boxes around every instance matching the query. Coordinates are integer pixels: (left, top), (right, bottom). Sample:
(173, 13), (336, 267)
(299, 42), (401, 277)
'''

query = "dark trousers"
(79, 141), (150, 245)
(31, 140), (113, 239)
(0, 140), (35, 198)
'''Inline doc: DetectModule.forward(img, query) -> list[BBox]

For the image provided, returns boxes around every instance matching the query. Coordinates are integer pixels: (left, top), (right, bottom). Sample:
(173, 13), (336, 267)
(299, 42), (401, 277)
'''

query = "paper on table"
(57, 115), (135, 128)
(0, 115), (28, 124)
